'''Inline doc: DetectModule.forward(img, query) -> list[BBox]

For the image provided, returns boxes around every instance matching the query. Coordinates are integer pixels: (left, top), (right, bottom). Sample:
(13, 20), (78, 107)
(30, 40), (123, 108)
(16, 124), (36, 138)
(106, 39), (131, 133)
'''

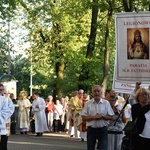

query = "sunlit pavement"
(8, 132), (87, 150)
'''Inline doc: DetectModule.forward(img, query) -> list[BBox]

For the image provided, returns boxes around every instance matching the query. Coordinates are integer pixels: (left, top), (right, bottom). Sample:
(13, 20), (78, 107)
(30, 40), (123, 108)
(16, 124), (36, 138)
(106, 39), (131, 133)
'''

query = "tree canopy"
(0, 0), (149, 99)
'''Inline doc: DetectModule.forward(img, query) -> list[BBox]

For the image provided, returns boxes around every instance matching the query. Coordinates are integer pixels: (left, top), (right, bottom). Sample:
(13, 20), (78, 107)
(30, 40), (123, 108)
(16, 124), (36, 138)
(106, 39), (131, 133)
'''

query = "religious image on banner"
(113, 12), (150, 93)
(114, 12), (150, 82)
(127, 28), (149, 59)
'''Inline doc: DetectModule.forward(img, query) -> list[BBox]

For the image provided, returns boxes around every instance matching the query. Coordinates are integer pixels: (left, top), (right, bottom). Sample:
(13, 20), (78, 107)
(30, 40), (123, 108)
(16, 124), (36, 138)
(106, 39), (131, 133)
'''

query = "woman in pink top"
(45, 95), (54, 132)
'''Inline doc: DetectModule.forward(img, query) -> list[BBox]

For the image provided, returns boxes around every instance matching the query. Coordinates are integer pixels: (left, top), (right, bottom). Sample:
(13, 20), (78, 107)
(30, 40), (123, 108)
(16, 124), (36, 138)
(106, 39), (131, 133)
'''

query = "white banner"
(113, 12), (150, 93)
(113, 80), (150, 93)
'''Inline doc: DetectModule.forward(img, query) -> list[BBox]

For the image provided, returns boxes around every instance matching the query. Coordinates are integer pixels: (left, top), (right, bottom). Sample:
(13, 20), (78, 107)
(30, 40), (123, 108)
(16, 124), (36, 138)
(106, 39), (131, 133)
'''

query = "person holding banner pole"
(129, 82), (141, 105)
(131, 88), (150, 150)
(106, 93), (126, 150)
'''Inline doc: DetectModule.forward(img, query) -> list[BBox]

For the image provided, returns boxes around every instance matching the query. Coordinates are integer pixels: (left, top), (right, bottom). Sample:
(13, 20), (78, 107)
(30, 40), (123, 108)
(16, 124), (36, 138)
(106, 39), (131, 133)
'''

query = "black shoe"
(40, 133), (43, 136)
(70, 135), (73, 137)
(11, 132), (16, 134)
(36, 133), (41, 136)
(81, 138), (84, 142)
(24, 132), (27, 134)
(20, 132), (24, 134)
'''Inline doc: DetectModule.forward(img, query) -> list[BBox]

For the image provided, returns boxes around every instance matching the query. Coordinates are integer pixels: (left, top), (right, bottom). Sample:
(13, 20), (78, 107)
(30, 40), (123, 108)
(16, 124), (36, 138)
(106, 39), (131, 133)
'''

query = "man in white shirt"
(81, 85), (114, 150)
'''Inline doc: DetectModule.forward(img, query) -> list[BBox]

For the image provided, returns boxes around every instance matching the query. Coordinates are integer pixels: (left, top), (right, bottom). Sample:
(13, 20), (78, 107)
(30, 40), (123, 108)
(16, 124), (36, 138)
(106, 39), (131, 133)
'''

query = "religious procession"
(1, 82), (150, 150)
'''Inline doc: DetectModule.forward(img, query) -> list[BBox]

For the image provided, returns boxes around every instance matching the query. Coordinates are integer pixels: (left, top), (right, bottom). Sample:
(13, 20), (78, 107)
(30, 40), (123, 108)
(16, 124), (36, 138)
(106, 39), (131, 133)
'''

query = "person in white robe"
(32, 92), (48, 136)
(4, 92), (14, 136)
(0, 83), (14, 150)
(17, 90), (31, 134)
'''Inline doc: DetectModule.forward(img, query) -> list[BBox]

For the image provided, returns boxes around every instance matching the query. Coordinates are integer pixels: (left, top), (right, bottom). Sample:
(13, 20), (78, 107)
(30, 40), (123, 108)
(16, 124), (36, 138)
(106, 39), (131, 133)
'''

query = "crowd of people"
(0, 82), (150, 150)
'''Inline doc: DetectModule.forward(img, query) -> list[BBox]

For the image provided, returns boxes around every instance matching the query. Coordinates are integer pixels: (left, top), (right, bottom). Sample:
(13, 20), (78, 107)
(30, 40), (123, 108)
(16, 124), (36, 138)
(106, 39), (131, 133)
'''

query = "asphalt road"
(8, 132), (87, 150)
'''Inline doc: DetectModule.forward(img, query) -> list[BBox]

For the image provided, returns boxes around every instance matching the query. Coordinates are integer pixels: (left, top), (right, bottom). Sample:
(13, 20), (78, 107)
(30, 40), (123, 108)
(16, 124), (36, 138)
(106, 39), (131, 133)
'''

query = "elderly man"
(81, 85), (114, 150)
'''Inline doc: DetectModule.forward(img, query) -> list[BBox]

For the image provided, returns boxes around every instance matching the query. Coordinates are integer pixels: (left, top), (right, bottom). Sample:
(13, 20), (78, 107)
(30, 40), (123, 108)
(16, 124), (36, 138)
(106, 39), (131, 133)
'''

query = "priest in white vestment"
(32, 92), (48, 136)
(17, 90), (31, 134)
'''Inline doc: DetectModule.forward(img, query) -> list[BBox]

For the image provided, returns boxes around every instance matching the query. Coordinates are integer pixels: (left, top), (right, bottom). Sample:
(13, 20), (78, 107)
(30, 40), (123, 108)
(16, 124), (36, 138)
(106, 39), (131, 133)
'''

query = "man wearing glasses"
(0, 84), (14, 150)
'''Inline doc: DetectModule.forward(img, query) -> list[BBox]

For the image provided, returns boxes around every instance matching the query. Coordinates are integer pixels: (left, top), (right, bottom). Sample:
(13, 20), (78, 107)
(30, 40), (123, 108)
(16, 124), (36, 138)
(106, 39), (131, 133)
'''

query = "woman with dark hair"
(106, 90), (127, 150)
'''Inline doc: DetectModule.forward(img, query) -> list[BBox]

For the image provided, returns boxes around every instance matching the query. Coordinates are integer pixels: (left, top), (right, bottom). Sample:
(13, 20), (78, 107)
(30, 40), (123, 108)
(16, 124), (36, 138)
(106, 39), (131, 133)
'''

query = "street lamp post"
(30, 50), (33, 96)
(7, 15), (11, 75)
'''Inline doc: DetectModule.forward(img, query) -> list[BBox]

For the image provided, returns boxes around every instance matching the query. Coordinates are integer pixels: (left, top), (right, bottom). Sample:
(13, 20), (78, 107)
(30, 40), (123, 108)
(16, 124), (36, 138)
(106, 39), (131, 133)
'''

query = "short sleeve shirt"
(81, 98), (114, 128)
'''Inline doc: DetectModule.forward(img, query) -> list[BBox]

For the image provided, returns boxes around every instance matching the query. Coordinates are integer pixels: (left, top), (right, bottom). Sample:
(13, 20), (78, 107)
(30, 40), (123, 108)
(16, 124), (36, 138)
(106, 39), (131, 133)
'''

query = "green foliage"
(10, 55), (30, 93)
(0, 49), (8, 75)
(0, 30), (9, 75)
(0, 0), (149, 98)
(0, 0), (16, 19)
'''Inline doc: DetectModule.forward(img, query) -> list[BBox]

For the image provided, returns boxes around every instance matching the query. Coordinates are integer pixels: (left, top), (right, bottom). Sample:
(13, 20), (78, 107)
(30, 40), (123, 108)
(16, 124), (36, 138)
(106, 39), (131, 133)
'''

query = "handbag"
(121, 135), (134, 150)
(122, 120), (137, 149)
(123, 118), (137, 136)
(122, 120), (137, 150)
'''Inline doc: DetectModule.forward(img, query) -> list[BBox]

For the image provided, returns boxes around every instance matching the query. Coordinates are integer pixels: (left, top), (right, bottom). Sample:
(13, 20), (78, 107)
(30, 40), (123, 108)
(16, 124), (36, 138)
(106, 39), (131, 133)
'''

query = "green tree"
(7, 0), (150, 99)
(0, 0), (17, 76)
(11, 55), (30, 94)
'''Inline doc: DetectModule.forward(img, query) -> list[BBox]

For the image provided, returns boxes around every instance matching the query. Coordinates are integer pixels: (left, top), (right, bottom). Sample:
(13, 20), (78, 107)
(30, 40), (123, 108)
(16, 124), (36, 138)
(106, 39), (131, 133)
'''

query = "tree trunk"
(53, 62), (65, 101)
(101, 1), (113, 94)
(86, 0), (98, 58)
(52, 23), (65, 100)
(78, 0), (98, 90)
(122, 0), (133, 12)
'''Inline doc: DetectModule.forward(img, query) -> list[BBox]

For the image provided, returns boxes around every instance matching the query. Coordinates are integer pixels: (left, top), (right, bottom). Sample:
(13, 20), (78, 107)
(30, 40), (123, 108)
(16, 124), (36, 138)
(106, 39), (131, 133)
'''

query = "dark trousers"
(11, 122), (16, 134)
(87, 126), (108, 150)
(30, 119), (35, 133)
(53, 119), (61, 132)
(11, 107), (19, 134)
(0, 135), (8, 150)
(134, 135), (150, 150)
